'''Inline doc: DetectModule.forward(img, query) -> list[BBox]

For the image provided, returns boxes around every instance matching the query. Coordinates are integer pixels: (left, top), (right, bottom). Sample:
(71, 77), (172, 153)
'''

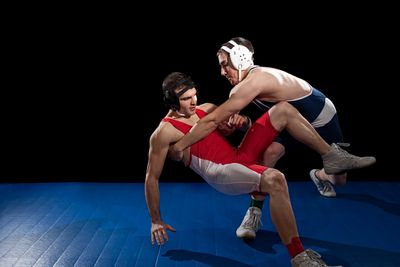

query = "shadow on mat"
(246, 230), (400, 267)
(163, 249), (254, 267)
(340, 193), (400, 216)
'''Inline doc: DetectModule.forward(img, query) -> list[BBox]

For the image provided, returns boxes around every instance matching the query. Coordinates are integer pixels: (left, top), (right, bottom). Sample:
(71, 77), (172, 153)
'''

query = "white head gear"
(221, 40), (254, 71)
(221, 40), (254, 81)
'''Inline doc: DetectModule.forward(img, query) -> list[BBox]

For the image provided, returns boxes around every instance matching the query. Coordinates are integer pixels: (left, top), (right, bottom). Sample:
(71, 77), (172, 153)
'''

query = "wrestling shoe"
(291, 249), (342, 267)
(322, 143), (376, 175)
(309, 169), (336, 197)
(236, 207), (262, 239)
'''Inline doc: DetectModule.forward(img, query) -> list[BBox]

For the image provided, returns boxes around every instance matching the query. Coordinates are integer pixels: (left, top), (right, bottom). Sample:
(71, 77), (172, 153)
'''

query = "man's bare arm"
(144, 127), (177, 245)
(173, 85), (257, 152)
(145, 130), (169, 224)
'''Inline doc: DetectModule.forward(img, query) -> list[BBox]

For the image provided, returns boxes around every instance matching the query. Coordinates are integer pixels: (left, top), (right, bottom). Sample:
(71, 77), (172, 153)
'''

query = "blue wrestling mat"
(1, 182), (399, 267)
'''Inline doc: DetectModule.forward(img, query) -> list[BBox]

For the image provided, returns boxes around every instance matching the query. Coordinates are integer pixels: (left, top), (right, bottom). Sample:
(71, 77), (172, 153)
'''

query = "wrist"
(152, 218), (162, 224)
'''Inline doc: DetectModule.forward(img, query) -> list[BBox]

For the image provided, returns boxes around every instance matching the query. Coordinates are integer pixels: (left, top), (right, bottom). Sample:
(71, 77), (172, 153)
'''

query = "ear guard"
(163, 89), (180, 111)
(221, 40), (253, 70)
(163, 79), (196, 111)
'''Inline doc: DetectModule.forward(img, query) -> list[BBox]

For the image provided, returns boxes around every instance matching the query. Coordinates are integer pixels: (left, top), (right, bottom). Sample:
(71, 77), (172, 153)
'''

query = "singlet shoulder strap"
(161, 117), (191, 133)
(195, 108), (207, 118)
(161, 107), (208, 133)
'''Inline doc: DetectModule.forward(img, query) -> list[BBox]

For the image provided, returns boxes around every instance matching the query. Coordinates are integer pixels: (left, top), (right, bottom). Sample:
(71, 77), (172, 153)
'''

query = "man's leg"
(259, 168), (299, 245)
(268, 102), (376, 174)
(259, 168), (337, 266)
(237, 101), (375, 239)
(236, 193), (265, 239)
(309, 115), (345, 197)
(235, 112), (280, 239)
(237, 141), (285, 239)
(262, 142), (285, 167)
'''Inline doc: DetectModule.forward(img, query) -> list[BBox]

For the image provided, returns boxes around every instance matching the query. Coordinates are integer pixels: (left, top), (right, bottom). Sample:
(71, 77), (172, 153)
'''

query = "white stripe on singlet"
(311, 97), (336, 128)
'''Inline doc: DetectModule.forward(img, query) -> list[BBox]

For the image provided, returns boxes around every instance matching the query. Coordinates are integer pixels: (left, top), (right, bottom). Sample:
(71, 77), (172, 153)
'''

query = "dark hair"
(162, 72), (196, 111)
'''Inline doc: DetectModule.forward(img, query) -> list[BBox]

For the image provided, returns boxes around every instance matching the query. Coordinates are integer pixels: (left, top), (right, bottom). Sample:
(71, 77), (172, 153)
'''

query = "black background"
(2, 5), (398, 183)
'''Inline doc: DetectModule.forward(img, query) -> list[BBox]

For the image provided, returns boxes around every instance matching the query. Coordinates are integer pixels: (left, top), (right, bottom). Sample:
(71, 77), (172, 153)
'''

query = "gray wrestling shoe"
(309, 169), (336, 197)
(322, 143), (376, 175)
(236, 207), (262, 239)
(291, 249), (342, 267)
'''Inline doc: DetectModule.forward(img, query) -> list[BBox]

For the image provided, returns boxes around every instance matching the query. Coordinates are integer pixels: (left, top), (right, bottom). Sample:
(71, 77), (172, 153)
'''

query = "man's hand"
(168, 144), (184, 161)
(151, 222), (176, 245)
(227, 114), (250, 130)
(218, 114), (250, 135)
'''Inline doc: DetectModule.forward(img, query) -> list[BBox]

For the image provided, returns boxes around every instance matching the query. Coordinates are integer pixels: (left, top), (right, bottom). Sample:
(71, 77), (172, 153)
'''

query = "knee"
(275, 101), (301, 121)
(264, 142), (285, 159)
(275, 101), (294, 115)
(260, 168), (288, 195)
(269, 102), (295, 129)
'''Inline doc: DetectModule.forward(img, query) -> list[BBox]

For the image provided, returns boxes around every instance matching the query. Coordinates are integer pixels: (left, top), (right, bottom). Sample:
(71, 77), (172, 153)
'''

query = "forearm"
(145, 177), (162, 223)
(174, 118), (219, 151)
(174, 101), (243, 151)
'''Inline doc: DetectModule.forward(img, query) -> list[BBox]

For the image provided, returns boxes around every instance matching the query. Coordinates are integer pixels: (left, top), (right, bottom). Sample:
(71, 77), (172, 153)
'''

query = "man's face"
(218, 52), (239, 85)
(177, 88), (197, 116)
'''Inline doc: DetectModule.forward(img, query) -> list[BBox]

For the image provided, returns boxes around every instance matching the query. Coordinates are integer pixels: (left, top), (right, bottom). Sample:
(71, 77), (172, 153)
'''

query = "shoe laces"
(243, 208), (262, 230)
(311, 170), (329, 192)
(336, 142), (350, 148)
(303, 249), (328, 266)
(321, 181), (334, 194)
(333, 143), (354, 159)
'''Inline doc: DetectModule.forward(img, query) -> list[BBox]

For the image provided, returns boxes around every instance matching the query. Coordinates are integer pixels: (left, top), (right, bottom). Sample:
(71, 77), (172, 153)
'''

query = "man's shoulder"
(150, 121), (176, 141)
(197, 103), (217, 113)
